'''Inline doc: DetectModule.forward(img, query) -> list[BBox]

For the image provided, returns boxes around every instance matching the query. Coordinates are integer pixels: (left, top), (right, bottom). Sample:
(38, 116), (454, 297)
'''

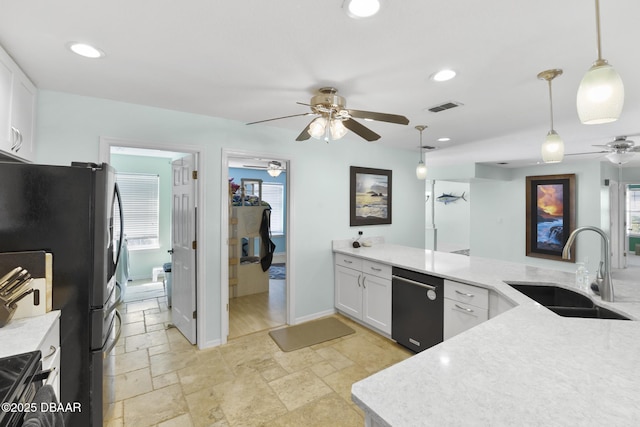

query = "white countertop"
(0, 311), (60, 358)
(335, 243), (640, 426)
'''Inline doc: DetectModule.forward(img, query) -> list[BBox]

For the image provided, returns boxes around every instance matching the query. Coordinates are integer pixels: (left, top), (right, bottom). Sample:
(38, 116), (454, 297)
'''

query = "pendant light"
(538, 69), (564, 164)
(576, 0), (624, 124)
(415, 125), (428, 179)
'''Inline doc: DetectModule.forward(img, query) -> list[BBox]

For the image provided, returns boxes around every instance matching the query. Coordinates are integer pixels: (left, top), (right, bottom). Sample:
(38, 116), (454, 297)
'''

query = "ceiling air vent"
(427, 101), (463, 113)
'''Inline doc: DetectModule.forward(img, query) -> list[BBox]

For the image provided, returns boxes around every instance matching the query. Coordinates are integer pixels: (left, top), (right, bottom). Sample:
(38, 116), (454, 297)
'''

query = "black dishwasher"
(392, 267), (444, 353)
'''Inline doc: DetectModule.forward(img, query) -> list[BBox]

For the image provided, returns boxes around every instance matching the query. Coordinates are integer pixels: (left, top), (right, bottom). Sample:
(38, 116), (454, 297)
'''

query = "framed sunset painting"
(350, 166), (392, 226)
(525, 174), (576, 261)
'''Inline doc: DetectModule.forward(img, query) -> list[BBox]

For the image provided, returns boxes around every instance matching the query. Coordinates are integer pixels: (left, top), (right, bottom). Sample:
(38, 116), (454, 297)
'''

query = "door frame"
(220, 148), (294, 345)
(99, 136), (206, 347)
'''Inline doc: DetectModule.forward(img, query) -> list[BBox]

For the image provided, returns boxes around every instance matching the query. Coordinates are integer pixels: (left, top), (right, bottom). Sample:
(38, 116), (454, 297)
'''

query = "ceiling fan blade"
(246, 112), (311, 125)
(346, 109), (410, 125)
(295, 121), (313, 141)
(630, 146), (640, 152)
(343, 119), (381, 141)
(565, 151), (608, 156)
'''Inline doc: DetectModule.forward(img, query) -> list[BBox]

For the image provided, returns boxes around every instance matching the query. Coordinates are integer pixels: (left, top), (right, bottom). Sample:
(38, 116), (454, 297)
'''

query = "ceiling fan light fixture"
(577, 61), (624, 124)
(267, 161), (284, 177)
(541, 131), (564, 163)
(308, 117), (328, 139)
(343, 0), (381, 19)
(577, 0), (624, 124)
(605, 151), (634, 165)
(330, 119), (348, 139)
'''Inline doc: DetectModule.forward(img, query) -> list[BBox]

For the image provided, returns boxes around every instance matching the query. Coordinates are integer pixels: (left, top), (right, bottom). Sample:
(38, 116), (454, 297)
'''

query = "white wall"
(35, 90), (426, 346)
(429, 181), (470, 253)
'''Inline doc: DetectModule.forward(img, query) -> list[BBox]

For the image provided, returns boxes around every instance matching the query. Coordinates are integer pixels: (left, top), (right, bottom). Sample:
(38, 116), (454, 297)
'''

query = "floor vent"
(427, 101), (463, 113)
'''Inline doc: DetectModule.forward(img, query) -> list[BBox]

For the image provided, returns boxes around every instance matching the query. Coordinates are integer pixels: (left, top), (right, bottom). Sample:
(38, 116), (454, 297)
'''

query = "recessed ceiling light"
(437, 137), (451, 142)
(431, 69), (457, 82)
(343, 0), (381, 19)
(67, 42), (104, 59)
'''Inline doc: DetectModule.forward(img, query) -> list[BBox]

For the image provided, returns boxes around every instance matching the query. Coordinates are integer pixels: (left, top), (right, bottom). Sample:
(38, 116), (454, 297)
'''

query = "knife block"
(0, 251), (53, 321)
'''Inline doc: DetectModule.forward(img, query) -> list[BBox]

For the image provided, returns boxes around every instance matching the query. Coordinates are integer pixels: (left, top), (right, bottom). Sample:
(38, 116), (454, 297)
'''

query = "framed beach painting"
(525, 174), (576, 262)
(350, 166), (392, 226)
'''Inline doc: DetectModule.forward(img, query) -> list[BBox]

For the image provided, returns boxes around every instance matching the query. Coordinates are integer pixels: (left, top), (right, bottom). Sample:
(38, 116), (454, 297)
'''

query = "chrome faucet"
(562, 226), (614, 302)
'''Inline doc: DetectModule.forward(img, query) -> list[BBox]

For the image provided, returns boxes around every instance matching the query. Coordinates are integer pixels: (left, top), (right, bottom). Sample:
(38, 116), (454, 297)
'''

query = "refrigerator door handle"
(104, 310), (122, 355)
(113, 182), (124, 270)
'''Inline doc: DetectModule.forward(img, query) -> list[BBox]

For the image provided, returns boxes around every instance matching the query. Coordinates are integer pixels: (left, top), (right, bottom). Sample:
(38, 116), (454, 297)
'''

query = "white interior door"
(171, 154), (197, 344)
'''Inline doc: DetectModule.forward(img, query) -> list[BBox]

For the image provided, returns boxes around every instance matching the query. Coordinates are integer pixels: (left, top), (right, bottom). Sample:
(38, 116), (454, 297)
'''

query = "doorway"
(100, 137), (203, 346)
(222, 151), (291, 342)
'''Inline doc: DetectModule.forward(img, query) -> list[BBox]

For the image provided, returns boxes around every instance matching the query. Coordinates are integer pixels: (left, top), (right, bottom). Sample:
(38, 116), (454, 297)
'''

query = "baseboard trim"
(293, 308), (336, 325)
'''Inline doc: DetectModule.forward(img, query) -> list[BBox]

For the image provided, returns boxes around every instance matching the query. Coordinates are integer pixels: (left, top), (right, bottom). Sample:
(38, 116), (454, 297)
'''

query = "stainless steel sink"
(506, 283), (631, 320)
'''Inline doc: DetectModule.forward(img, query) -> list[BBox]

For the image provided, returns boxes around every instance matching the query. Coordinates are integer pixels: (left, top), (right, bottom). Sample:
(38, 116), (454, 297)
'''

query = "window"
(627, 186), (640, 235)
(262, 182), (284, 235)
(115, 173), (160, 250)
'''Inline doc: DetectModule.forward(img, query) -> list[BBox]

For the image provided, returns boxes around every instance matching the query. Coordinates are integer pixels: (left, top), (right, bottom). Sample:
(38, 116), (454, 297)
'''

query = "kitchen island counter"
(334, 243), (640, 426)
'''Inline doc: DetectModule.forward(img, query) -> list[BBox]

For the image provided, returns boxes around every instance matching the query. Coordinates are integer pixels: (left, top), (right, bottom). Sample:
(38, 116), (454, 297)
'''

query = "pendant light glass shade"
(577, 61), (624, 124)
(541, 130), (564, 163)
(577, 0), (624, 124)
(416, 161), (427, 179)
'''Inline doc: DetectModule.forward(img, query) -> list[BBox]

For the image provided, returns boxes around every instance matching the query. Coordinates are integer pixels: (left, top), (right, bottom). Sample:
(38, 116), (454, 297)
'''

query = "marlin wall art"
(436, 192), (467, 205)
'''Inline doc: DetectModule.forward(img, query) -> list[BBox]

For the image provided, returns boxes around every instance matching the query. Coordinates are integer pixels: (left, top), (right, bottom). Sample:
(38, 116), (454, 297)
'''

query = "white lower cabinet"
(335, 255), (391, 335)
(443, 280), (489, 340)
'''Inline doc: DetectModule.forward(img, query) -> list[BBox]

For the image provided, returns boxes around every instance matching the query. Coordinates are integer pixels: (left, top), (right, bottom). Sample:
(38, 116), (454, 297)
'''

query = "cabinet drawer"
(362, 260), (391, 280)
(335, 254), (362, 270)
(444, 280), (488, 309)
(443, 299), (489, 340)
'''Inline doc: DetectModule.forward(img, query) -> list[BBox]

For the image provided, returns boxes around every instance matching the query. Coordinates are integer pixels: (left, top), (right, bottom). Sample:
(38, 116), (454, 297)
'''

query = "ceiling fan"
(566, 135), (640, 164)
(246, 87), (410, 142)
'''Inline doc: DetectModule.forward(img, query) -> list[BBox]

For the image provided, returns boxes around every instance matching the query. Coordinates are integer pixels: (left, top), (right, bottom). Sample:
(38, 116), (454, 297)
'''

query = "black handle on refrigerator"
(113, 182), (124, 270)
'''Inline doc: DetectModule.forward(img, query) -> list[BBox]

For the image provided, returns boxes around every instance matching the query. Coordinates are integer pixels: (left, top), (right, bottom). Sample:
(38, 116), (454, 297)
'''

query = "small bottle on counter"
(575, 262), (586, 288)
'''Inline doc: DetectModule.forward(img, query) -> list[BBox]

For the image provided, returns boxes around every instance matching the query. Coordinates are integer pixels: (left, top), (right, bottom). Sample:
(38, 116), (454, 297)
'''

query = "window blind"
(115, 173), (160, 249)
(262, 182), (284, 235)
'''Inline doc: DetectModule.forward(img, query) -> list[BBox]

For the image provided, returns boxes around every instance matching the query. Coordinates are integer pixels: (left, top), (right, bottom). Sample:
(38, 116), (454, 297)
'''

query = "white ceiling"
(2, 0), (640, 167)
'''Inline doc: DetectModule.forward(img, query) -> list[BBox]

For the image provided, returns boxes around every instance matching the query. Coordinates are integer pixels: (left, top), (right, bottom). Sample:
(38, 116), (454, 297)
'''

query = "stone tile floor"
(105, 293), (412, 426)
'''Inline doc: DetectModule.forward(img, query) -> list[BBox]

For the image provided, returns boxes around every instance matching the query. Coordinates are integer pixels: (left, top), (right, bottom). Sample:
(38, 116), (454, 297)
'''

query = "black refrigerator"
(0, 161), (123, 426)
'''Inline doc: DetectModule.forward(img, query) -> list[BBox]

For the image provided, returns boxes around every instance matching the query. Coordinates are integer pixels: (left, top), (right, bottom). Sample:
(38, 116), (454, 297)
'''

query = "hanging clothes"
(260, 208), (277, 272)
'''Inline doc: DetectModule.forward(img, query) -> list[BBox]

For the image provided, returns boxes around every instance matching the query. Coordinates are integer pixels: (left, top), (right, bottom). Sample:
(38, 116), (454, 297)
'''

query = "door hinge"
(226, 303), (229, 312)
(192, 240), (197, 250)
(192, 310), (197, 319)
(192, 170), (198, 180)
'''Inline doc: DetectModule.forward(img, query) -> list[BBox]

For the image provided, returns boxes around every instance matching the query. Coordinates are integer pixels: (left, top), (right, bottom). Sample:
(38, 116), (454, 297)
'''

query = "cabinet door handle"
(11, 127), (18, 150)
(43, 345), (57, 360)
(454, 304), (474, 313)
(357, 274), (361, 287)
(370, 266), (382, 272)
(343, 259), (353, 264)
(362, 276), (366, 289)
(455, 290), (474, 298)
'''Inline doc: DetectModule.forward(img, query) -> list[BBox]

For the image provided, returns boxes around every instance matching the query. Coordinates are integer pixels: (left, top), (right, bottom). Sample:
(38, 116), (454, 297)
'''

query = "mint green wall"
(35, 90), (425, 346)
(468, 162), (605, 276)
(110, 154), (173, 280)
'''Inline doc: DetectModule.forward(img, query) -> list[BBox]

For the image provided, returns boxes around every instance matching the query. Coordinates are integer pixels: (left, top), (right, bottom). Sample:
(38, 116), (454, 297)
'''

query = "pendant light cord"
(595, 0), (603, 61)
(548, 79), (555, 131)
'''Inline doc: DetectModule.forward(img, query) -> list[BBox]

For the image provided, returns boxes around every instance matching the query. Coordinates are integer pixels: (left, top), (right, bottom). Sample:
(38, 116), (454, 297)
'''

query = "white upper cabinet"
(0, 44), (37, 162)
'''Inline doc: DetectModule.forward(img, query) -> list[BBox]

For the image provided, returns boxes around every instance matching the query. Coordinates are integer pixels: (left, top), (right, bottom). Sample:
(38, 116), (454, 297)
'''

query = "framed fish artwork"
(525, 174), (576, 262)
(350, 166), (392, 226)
